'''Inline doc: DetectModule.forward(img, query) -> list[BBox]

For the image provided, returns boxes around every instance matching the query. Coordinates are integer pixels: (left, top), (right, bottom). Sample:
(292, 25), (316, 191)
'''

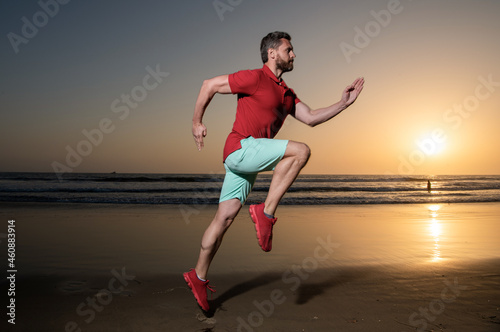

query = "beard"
(276, 54), (294, 73)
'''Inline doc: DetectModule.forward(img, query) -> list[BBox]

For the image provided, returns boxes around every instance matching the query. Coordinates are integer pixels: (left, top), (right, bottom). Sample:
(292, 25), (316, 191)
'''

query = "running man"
(184, 31), (364, 311)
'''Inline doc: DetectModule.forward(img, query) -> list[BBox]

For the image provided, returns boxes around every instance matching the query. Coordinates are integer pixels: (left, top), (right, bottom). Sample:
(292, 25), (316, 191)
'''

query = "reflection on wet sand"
(428, 204), (442, 262)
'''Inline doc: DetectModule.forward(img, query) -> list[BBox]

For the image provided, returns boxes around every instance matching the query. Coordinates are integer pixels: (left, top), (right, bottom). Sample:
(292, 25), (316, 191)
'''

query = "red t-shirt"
(223, 65), (301, 161)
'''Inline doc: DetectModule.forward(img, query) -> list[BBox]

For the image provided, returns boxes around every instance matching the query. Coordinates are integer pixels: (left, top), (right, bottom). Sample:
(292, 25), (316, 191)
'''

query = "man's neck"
(265, 63), (283, 80)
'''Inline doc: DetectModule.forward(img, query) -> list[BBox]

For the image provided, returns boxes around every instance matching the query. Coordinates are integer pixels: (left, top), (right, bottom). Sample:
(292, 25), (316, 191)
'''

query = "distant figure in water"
(427, 180), (432, 193)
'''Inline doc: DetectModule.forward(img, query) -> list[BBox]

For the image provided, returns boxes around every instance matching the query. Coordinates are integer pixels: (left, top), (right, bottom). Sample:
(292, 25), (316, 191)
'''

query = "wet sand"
(1, 202), (499, 331)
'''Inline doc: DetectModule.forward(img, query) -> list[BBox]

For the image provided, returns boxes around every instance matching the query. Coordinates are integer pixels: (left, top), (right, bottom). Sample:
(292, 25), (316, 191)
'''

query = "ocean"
(1, 172), (499, 205)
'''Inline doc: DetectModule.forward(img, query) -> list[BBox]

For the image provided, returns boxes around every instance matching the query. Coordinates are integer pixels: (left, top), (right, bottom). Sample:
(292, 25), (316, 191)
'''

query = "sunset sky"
(1, 0), (499, 175)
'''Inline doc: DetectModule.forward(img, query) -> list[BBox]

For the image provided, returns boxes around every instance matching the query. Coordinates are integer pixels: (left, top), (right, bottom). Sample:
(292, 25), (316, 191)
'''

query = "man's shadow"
(203, 272), (282, 317)
(201, 267), (367, 317)
(294, 270), (364, 305)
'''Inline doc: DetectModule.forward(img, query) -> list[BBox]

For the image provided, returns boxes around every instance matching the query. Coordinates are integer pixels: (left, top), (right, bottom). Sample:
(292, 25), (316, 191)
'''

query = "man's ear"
(268, 48), (276, 61)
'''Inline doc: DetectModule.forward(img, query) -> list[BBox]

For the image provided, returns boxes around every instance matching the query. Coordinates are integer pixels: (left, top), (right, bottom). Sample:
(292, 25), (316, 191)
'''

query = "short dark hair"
(260, 31), (291, 64)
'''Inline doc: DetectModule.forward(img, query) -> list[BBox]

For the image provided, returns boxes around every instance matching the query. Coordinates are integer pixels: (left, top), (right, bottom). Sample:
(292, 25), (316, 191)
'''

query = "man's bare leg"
(194, 198), (242, 280)
(264, 141), (310, 216)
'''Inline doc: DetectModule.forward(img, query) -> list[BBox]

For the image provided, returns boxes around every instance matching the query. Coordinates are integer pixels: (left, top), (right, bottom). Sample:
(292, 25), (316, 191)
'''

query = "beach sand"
(1, 202), (499, 331)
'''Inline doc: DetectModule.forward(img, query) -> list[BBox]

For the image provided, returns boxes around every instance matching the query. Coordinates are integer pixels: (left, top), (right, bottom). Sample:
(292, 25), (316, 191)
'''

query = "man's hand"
(293, 77), (365, 127)
(191, 75), (230, 151)
(341, 77), (364, 107)
(192, 122), (207, 151)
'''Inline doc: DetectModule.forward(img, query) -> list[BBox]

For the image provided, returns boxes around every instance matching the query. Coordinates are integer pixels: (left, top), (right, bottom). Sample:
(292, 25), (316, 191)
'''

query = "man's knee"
(213, 211), (235, 230)
(296, 142), (311, 164)
(216, 199), (241, 226)
(284, 141), (311, 167)
(303, 143), (311, 158)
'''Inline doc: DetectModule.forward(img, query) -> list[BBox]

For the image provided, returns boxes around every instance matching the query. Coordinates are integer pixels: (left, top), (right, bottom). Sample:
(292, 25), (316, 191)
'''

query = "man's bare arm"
(192, 75), (231, 151)
(294, 77), (364, 127)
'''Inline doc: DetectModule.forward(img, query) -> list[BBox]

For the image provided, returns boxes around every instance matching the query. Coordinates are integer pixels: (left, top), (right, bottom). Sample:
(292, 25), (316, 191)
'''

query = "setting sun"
(416, 131), (447, 156)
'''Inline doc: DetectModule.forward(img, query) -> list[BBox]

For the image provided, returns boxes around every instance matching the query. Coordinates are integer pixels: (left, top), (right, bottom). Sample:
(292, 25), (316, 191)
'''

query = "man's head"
(260, 31), (295, 73)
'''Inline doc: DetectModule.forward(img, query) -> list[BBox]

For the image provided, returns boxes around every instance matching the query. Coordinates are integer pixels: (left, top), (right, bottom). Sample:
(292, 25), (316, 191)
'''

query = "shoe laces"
(206, 283), (216, 300)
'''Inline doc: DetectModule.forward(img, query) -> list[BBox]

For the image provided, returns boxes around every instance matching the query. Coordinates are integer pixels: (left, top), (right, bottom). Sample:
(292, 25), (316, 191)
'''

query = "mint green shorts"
(219, 136), (289, 205)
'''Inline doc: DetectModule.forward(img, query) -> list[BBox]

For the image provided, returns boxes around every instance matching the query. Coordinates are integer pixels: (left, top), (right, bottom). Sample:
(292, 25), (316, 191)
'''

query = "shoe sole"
(249, 205), (271, 252)
(183, 272), (209, 311)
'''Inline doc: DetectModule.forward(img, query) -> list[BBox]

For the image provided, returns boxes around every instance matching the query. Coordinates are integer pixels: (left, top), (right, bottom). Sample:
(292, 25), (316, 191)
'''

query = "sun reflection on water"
(428, 204), (443, 262)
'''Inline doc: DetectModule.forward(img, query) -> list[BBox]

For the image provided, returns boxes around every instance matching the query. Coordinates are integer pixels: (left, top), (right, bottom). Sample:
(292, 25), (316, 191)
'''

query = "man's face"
(275, 39), (295, 73)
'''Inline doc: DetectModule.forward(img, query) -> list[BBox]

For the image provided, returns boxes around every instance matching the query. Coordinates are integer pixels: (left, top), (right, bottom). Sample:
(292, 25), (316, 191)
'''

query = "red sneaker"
(249, 203), (277, 252)
(183, 269), (215, 311)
